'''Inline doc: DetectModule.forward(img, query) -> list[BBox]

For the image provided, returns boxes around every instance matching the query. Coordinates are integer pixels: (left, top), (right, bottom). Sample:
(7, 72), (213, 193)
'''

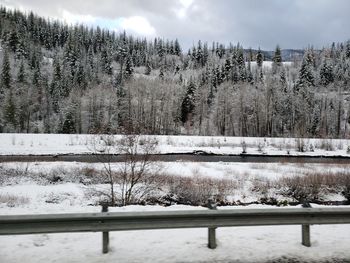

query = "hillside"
(0, 7), (350, 138)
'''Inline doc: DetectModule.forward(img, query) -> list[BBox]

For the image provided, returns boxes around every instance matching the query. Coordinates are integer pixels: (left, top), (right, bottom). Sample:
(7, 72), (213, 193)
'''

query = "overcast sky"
(1, 0), (349, 50)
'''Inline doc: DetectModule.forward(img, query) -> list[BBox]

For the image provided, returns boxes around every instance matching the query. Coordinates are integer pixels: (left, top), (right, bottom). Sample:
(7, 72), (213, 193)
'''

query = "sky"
(0, 0), (349, 50)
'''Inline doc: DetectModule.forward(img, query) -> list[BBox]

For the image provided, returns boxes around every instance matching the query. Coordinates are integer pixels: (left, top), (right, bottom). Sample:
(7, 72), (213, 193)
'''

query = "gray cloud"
(1, 0), (349, 50)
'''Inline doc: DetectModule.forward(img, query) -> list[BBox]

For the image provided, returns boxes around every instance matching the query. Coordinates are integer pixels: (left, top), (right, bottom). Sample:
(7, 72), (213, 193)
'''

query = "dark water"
(0, 153), (349, 164)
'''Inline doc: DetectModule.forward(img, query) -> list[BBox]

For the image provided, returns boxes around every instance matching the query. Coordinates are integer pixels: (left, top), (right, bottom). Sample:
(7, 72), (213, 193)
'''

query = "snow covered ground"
(1, 161), (349, 263)
(1, 204), (350, 263)
(1, 141), (350, 262)
(1, 161), (348, 208)
(0, 133), (349, 157)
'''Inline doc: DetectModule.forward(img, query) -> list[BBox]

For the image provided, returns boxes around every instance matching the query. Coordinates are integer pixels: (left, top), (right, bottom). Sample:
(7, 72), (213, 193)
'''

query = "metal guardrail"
(1, 207), (350, 254)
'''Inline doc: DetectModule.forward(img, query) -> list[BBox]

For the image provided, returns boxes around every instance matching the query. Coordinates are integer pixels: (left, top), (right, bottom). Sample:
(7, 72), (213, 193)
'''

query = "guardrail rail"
(1, 206), (350, 254)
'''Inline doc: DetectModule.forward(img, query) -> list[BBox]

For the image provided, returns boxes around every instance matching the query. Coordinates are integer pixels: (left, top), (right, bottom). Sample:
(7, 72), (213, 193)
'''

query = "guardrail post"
(102, 204), (109, 254)
(301, 201), (311, 247)
(207, 199), (217, 249)
(302, 225), (311, 247)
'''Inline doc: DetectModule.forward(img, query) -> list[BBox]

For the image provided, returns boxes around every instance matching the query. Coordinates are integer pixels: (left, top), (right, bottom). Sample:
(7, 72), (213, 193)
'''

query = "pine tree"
(247, 60), (253, 84)
(203, 42), (209, 66)
(181, 79), (196, 124)
(124, 55), (134, 79)
(346, 41), (350, 58)
(61, 111), (76, 134)
(280, 68), (287, 90)
(224, 58), (232, 76)
(319, 59), (334, 86)
(101, 47), (112, 75)
(32, 64), (41, 87)
(17, 60), (26, 83)
(159, 66), (164, 79)
(256, 47), (263, 67)
(237, 47), (246, 82)
(297, 54), (315, 89)
(3, 90), (17, 129)
(145, 61), (152, 75)
(174, 39), (181, 56)
(273, 45), (282, 66)
(1, 49), (12, 92)
(74, 62), (87, 89)
(50, 54), (62, 112)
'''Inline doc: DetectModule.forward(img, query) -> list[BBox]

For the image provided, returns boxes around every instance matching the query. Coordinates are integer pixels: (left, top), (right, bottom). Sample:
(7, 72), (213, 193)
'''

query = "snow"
(1, 133), (350, 262)
(1, 161), (349, 210)
(1, 204), (350, 262)
(0, 133), (349, 157)
(248, 61), (294, 69)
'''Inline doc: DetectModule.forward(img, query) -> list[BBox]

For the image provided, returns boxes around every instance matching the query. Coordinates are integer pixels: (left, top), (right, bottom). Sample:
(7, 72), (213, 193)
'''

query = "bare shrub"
(167, 175), (236, 206)
(0, 194), (30, 207)
(251, 177), (272, 196)
(278, 174), (324, 202)
(336, 172), (350, 201)
(241, 140), (247, 154)
(319, 139), (335, 151)
(167, 176), (213, 205)
(73, 166), (103, 184)
(91, 134), (161, 206)
(277, 169), (350, 203)
(257, 138), (267, 154)
(249, 163), (266, 170)
(296, 138), (308, 152)
(44, 192), (77, 205)
(0, 164), (32, 185)
(336, 140), (344, 150)
(286, 142), (291, 154)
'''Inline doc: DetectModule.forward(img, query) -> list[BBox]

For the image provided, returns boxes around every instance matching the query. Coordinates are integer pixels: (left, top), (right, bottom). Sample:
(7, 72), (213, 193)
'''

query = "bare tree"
(90, 134), (161, 206)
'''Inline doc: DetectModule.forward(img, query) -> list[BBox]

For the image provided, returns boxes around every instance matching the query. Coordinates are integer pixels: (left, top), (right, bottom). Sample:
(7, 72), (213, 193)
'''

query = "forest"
(0, 6), (350, 138)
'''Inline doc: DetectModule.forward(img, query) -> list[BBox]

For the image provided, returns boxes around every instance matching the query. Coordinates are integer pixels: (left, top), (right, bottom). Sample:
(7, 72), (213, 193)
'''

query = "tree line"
(0, 7), (350, 138)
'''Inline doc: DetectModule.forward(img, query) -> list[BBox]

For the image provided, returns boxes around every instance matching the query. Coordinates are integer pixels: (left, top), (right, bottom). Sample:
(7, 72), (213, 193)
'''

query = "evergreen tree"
(256, 47), (263, 67)
(181, 79), (196, 124)
(320, 60), (334, 86)
(247, 60), (253, 84)
(3, 90), (17, 130)
(74, 62), (87, 89)
(1, 49), (12, 92)
(101, 47), (113, 75)
(124, 55), (134, 79)
(50, 54), (63, 112)
(32, 64), (41, 87)
(61, 111), (76, 134)
(174, 39), (181, 56)
(145, 61), (152, 75)
(273, 45), (282, 66)
(297, 54), (315, 89)
(17, 60), (26, 83)
(346, 41), (350, 58)
(159, 66), (164, 79)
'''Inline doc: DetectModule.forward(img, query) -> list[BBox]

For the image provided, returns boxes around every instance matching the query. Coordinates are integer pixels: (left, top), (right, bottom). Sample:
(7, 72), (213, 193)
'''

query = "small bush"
(278, 174), (324, 202)
(44, 192), (75, 205)
(296, 138), (308, 152)
(309, 143), (314, 152)
(257, 142), (264, 153)
(241, 141), (247, 154)
(0, 194), (30, 207)
(167, 176), (236, 206)
(337, 172), (350, 201)
(319, 139), (335, 151)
